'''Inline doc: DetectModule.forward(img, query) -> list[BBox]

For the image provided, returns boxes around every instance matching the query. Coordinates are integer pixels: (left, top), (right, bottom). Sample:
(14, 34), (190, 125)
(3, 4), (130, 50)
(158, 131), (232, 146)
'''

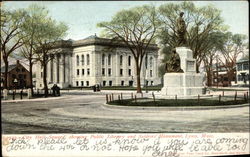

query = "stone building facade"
(35, 36), (161, 89)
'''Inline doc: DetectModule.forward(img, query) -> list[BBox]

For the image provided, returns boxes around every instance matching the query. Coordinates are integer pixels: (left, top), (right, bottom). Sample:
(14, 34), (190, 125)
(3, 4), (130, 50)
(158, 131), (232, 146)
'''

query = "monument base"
(161, 73), (204, 96)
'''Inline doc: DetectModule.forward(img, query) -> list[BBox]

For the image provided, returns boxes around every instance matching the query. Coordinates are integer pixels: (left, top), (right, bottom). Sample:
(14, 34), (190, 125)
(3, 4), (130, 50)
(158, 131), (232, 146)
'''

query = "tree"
(1, 9), (26, 89)
(202, 31), (227, 86)
(217, 32), (248, 86)
(97, 5), (158, 93)
(33, 11), (68, 97)
(158, 2), (228, 72)
(18, 4), (48, 96)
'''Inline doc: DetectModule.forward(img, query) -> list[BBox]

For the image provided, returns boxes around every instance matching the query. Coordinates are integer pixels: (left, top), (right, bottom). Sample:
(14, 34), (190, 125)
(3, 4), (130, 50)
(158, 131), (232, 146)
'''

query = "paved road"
(2, 91), (249, 134)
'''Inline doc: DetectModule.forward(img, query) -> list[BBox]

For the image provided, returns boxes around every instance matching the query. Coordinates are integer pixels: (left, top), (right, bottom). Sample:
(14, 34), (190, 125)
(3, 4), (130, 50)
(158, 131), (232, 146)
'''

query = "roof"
(49, 35), (159, 51)
(1, 62), (29, 73)
(1, 64), (16, 73)
(237, 59), (249, 64)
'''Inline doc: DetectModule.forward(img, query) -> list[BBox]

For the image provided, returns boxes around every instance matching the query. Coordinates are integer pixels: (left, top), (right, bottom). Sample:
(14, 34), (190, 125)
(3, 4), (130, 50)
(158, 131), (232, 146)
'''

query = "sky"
(3, 1), (249, 40)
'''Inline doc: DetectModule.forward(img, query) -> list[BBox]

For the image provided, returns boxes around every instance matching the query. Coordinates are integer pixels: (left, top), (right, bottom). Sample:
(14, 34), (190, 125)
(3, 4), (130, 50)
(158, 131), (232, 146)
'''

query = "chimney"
(16, 60), (20, 65)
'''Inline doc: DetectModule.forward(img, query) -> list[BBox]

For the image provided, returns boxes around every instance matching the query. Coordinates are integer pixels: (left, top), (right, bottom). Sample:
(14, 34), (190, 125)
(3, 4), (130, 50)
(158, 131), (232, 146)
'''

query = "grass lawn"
(107, 98), (249, 107)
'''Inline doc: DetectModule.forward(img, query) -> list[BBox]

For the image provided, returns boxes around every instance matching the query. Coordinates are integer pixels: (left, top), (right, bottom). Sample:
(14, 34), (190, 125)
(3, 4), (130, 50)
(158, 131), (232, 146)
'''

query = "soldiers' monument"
(161, 12), (204, 96)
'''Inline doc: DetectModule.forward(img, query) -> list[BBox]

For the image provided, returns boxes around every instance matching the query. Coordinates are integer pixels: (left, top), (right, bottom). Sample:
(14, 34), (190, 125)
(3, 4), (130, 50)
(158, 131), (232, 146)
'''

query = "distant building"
(1, 60), (32, 89)
(236, 59), (249, 86)
(35, 36), (161, 89)
(212, 63), (236, 87)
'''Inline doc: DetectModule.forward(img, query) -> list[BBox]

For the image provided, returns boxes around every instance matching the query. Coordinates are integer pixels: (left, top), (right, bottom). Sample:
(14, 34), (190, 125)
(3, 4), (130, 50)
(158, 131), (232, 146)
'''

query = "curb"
(102, 102), (250, 111)
(2, 95), (66, 103)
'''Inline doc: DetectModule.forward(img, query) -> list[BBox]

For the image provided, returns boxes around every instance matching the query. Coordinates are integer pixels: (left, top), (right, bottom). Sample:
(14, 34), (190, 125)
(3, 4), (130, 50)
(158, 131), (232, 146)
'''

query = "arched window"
(81, 55), (84, 65)
(120, 55), (123, 66)
(87, 54), (90, 65)
(102, 54), (105, 65)
(128, 56), (131, 66)
(150, 57), (153, 68)
(76, 55), (79, 66)
(108, 54), (112, 65)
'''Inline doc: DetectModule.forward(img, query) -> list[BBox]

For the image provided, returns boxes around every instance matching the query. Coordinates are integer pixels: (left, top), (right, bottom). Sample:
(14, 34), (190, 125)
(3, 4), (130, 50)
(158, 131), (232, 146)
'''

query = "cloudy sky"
(3, 1), (249, 40)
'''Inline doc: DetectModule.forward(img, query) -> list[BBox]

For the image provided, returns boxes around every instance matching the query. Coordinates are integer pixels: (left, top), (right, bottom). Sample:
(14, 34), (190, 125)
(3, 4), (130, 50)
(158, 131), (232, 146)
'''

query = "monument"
(161, 12), (204, 96)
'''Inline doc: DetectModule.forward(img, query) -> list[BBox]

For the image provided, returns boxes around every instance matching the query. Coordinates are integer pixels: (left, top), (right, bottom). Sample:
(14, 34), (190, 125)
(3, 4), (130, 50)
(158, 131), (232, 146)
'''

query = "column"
(59, 53), (64, 84)
(50, 55), (54, 83)
(64, 54), (69, 83)
(53, 54), (57, 84)
(68, 53), (73, 85)
(63, 54), (66, 83)
(47, 58), (51, 84)
(57, 54), (60, 83)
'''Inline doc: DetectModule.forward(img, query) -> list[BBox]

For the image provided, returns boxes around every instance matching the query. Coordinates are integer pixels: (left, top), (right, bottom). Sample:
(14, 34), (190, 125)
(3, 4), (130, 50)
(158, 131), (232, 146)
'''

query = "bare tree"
(98, 5), (158, 93)
(1, 9), (26, 89)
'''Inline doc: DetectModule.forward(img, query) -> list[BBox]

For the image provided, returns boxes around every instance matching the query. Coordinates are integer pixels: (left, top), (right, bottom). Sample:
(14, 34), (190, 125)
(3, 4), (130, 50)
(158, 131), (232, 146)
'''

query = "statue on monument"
(176, 12), (187, 47)
(165, 48), (183, 73)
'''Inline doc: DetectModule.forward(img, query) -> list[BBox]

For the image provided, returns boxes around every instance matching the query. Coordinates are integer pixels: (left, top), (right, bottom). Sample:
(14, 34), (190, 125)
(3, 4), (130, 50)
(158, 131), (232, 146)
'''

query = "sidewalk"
(1, 95), (65, 103)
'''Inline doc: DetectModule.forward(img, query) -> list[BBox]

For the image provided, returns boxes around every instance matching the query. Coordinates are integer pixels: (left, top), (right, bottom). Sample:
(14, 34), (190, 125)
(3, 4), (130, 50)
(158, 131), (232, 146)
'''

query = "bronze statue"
(165, 48), (183, 73)
(176, 12), (187, 46)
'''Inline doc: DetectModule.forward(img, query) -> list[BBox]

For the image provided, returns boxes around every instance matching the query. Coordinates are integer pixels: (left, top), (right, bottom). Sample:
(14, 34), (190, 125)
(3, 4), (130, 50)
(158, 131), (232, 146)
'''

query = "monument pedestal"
(161, 47), (204, 96)
(161, 73), (203, 96)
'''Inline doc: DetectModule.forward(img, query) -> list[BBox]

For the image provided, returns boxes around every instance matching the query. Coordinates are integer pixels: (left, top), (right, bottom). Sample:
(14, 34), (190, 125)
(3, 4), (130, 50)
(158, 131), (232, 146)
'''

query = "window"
(243, 63), (249, 70)
(41, 72), (43, 77)
(76, 81), (79, 86)
(128, 56), (131, 66)
(102, 68), (105, 76)
(81, 81), (84, 86)
(22, 68), (25, 72)
(77, 69), (80, 75)
(103, 81), (106, 86)
(120, 69), (123, 76)
(18, 74), (23, 79)
(76, 55), (79, 66)
(237, 64), (242, 71)
(86, 81), (89, 86)
(145, 56), (148, 69)
(108, 54), (111, 65)
(12, 74), (16, 78)
(24, 75), (26, 79)
(82, 69), (85, 75)
(102, 54), (105, 65)
(150, 57), (153, 68)
(150, 70), (153, 77)
(81, 55), (84, 65)
(108, 68), (112, 76)
(16, 68), (20, 72)
(151, 81), (154, 86)
(109, 81), (112, 86)
(120, 55), (123, 66)
(121, 81), (124, 86)
(128, 69), (131, 76)
(87, 68), (90, 75)
(87, 54), (90, 65)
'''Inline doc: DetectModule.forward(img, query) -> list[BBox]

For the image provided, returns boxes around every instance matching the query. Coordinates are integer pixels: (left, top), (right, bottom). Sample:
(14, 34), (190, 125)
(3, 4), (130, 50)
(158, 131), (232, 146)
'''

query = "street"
(2, 91), (249, 134)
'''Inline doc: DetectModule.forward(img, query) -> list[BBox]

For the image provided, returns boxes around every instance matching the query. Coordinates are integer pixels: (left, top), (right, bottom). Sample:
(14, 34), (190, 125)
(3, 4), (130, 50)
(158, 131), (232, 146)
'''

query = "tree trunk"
(3, 59), (8, 89)
(42, 58), (48, 97)
(136, 63), (142, 93)
(29, 60), (34, 96)
(206, 69), (212, 87)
